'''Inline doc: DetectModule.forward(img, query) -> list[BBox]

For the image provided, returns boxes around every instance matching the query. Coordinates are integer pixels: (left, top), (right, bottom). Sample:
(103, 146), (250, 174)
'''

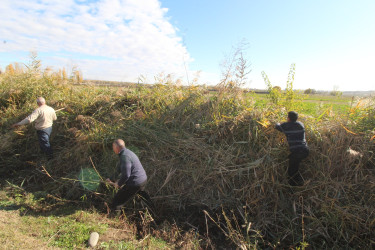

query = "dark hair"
(288, 111), (298, 122)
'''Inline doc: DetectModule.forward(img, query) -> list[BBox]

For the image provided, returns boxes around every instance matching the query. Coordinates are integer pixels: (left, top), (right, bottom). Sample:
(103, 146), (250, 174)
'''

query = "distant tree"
(62, 67), (68, 80)
(5, 64), (15, 75)
(75, 70), (83, 83)
(304, 88), (317, 94)
(71, 66), (83, 84)
(330, 85), (342, 97)
(273, 86), (281, 92)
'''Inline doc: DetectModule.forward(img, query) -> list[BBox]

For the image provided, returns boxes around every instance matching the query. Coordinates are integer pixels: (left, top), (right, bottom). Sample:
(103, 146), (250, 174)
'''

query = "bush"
(304, 88), (316, 94)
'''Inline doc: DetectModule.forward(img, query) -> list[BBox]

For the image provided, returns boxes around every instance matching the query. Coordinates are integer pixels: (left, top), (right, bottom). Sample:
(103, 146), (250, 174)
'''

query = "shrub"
(304, 88), (316, 94)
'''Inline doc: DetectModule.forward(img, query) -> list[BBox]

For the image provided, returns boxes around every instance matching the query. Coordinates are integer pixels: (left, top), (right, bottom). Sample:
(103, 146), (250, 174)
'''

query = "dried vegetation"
(0, 58), (374, 249)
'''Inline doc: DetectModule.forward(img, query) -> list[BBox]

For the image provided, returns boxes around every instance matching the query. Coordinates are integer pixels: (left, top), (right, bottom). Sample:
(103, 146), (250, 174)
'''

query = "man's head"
(113, 139), (126, 154)
(288, 111), (298, 122)
(36, 97), (46, 106)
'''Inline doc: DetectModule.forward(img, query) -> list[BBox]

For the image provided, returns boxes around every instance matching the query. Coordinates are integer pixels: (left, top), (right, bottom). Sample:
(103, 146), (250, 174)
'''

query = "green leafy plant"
(262, 63), (305, 110)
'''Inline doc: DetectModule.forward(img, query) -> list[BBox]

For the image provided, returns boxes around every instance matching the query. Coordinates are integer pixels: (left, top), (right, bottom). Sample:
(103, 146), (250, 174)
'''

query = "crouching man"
(106, 139), (155, 215)
(275, 111), (309, 186)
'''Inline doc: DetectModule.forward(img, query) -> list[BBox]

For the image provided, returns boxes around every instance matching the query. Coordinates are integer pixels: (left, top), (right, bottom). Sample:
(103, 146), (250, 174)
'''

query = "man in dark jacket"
(106, 139), (155, 214)
(275, 111), (309, 186)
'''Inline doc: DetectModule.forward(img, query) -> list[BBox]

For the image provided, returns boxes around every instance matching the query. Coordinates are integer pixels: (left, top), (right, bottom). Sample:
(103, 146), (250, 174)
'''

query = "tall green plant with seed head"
(262, 71), (281, 105)
(262, 63), (305, 110)
(218, 39), (251, 92)
(284, 63), (296, 110)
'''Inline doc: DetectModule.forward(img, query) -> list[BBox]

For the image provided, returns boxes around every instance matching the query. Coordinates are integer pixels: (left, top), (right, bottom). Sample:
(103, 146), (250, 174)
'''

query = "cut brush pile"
(0, 62), (374, 249)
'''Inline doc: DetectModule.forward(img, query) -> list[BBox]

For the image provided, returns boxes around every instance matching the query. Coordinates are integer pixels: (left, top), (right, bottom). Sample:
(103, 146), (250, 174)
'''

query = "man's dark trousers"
(112, 180), (155, 213)
(36, 127), (53, 158)
(288, 148), (309, 186)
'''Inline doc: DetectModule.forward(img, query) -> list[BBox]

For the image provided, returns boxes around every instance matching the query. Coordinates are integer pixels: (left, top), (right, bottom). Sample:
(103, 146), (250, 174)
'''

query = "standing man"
(106, 139), (155, 215)
(12, 97), (57, 159)
(275, 111), (309, 186)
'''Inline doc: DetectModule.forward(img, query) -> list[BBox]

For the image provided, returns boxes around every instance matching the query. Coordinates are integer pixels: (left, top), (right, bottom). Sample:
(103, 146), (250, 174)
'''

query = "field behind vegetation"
(0, 59), (374, 249)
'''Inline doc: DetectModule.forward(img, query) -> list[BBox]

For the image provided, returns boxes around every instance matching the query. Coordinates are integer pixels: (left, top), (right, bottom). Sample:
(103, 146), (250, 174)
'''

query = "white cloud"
(0, 0), (191, 82)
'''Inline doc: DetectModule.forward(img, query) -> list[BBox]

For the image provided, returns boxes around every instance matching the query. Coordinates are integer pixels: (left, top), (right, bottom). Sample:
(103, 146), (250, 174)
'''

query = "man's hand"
(275, 122), (282, 132)
(11, 123), (20, 128)
(105, 178), (114, 185)
(105, 178), (119, 188)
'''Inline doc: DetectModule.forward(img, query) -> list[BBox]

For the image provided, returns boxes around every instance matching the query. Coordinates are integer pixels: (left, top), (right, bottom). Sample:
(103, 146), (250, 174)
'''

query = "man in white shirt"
(12, 97), (57, 159)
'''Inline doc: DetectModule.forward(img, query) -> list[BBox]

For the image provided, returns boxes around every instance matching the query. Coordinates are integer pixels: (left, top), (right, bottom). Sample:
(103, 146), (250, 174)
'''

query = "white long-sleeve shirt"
(17, 105), (57, 130)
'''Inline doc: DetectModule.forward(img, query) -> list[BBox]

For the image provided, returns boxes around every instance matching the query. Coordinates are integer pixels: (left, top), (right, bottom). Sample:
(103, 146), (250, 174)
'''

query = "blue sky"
(1, 0), (374, 91)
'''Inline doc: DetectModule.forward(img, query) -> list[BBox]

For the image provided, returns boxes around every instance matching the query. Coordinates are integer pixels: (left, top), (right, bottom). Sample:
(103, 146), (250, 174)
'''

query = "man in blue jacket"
(275, 111), (309, 186)
(106, 139), (155, 214)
